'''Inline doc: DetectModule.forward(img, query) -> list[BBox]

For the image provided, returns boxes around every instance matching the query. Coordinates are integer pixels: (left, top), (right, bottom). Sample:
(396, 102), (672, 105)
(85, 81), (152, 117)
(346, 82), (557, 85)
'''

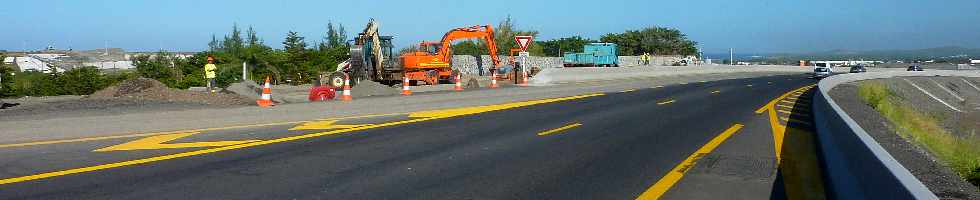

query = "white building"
(811, 60), (882, 67)
(6, 56), (55, 73)
(82, 61), (135, 70)
(971, 59), (980, 65)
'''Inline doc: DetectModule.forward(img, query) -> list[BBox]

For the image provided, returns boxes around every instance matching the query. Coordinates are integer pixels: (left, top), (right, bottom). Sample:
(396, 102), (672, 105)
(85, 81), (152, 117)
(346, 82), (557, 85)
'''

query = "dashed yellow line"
(634, 124), (744, 200)
(711, 90), (721, 94)
(657, 100), (676, 105)
(537, 123), (582, 136)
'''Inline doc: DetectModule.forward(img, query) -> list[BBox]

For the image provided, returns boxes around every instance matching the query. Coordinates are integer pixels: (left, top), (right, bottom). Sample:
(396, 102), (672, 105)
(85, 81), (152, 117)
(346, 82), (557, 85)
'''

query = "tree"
(321, 22), (348, 50)
(222, 23), (245, 57)
(537, 36), (597, 57)
(492, 15), (544, 56)
(450, 15), (544, 56)
(282, 31), (308, 82)
(208, 34), (220, 51)
(600, 27), (698, 56)
(246, 26), (261, 47)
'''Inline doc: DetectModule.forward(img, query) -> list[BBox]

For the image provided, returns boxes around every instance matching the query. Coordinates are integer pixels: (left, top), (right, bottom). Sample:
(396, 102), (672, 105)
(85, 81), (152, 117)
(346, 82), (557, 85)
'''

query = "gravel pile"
(350, 81), (399, 98)
(226, 80), (262, 100)
(89, 78), (251, 106)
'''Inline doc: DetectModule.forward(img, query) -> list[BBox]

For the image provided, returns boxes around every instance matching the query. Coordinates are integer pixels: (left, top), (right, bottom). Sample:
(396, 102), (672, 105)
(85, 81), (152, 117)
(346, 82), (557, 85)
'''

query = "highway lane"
(0, 74), (822, 199)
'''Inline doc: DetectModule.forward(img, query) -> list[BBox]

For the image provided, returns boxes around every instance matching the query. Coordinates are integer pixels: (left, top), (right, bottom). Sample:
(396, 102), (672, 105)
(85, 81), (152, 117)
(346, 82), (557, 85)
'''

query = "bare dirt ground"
(0, 78), (251, 121)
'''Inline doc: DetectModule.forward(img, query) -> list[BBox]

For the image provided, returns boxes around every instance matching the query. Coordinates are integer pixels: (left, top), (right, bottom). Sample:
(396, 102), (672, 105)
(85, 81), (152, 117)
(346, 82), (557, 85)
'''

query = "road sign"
(515, 36), (534, 52)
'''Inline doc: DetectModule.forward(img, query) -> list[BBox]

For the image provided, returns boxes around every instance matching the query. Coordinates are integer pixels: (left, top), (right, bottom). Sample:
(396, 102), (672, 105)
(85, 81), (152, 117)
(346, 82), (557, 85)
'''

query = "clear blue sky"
(2, 0), (979, 54)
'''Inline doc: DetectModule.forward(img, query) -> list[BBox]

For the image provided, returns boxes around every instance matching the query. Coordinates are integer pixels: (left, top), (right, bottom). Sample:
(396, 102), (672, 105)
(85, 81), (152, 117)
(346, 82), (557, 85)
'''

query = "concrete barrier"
(814, 70), (980, 199)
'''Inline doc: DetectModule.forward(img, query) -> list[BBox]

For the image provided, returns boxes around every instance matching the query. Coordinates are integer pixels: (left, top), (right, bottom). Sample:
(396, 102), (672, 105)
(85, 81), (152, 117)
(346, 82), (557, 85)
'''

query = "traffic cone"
(256, 77), (275, 107)
(401, 76), (412, 95)
(454, 74), (463, 91)
(341, 74), (352, 101)
(489, 71), (498, 88)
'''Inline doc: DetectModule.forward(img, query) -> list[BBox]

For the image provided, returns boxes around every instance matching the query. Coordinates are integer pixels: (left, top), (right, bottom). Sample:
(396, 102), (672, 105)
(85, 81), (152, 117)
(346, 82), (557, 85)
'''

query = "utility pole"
(729, 48), (734, 66)
(242, 62), (248, 81)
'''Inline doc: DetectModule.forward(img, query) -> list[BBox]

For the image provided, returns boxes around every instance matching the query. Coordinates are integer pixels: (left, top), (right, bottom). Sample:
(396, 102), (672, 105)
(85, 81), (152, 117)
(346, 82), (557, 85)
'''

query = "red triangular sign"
(515, 36), (533, 52)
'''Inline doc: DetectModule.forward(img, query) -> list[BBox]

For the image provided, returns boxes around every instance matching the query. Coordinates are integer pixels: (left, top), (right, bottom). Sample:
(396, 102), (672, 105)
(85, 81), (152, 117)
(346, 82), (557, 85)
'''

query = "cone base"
(256, 100), (275, 107)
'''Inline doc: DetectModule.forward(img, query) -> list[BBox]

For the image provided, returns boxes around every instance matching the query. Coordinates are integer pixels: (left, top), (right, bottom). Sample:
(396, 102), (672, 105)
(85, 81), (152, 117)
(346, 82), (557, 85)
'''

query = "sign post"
(515, 36), (534, 84)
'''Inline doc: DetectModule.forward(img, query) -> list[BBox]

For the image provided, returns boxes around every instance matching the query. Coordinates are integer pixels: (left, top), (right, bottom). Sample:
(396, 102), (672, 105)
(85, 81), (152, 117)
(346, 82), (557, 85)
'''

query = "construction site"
(2, 2), (980, 199)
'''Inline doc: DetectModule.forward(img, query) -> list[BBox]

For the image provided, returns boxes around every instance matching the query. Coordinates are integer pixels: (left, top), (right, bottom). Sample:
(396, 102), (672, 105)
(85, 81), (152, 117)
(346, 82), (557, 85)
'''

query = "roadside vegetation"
(1, 22), (351, 98)
(858, 81), (980, 188)
(2, 16), (699, 98)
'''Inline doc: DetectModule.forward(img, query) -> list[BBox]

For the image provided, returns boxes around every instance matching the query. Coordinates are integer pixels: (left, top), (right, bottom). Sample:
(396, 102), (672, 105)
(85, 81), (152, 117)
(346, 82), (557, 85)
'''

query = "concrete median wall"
(814, 70), (980, 199)
(451, 55), (685, 75)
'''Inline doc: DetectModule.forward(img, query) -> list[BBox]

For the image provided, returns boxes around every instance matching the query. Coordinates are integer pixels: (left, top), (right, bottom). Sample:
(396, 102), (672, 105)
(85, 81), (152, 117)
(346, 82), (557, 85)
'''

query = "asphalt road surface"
(0, 74), (826, 199)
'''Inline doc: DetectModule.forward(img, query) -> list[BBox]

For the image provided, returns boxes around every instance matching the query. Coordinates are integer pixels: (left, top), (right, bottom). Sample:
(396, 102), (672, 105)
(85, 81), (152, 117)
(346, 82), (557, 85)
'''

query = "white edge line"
(902, 78), (963, 112)
(928, 79), (965, 102)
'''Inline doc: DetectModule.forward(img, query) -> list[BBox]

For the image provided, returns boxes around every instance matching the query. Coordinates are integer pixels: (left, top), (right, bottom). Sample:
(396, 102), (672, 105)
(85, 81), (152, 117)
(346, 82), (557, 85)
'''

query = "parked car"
(849, 65), (867, 73)
(907, 65), (924, 71)
(814, 67), (832, 78)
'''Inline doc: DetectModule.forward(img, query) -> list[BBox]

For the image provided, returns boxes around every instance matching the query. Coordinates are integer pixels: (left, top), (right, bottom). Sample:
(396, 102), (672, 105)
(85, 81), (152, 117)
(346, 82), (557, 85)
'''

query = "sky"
(2, 0), (979, 54)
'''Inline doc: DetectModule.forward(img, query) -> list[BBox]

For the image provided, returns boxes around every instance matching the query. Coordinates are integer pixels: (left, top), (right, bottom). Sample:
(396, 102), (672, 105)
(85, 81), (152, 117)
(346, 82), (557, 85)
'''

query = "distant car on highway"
(814, 67), (832, 78)
(849, 65), (867, 73)
(907, 65), (924, 71)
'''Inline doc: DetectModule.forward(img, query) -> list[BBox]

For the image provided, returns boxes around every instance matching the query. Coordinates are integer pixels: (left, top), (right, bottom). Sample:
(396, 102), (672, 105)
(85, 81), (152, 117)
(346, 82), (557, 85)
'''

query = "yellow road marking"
(0, 113), (410, 149)
(710, 90), (721, 94)
(537, 123), (582, 136)
(657, 100), (676, 105)
(0, 121), (306, 149)
(755, 85), (826, 199)
(0, 93), (605, 185)
(290, 120), (371, 131)
(93, 132), (260, 152)
(679, 82), (688, 85)
(634, 124), (744, 200)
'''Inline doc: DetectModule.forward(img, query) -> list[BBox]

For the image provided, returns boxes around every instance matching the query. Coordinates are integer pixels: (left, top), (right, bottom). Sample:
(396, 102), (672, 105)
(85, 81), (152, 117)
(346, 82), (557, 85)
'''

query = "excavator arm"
(436, 25), (502, 70)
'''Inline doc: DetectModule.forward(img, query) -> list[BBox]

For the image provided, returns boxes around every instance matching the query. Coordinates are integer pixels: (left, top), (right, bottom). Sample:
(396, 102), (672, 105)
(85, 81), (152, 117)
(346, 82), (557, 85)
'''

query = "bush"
(0, 67), (132, 98)
(55, 67), (112, 95)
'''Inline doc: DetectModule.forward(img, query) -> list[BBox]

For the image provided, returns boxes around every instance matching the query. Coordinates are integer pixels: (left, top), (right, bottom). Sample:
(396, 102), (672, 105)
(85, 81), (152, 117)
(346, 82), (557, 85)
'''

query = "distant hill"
(771, 46), (980, 61)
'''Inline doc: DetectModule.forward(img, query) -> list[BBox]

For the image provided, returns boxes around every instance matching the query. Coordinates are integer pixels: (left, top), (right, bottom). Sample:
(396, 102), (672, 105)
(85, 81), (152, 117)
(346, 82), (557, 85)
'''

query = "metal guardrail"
(814, 70), (980, 199)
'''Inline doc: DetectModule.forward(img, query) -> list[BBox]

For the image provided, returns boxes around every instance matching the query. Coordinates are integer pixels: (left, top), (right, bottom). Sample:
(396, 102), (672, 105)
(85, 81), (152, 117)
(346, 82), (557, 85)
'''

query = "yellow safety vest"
(204, 64), (217, 79)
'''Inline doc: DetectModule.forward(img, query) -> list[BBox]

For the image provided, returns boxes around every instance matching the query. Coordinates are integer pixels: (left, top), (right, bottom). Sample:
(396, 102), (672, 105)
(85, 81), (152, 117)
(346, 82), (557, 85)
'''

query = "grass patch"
(858, 81), (980, 189)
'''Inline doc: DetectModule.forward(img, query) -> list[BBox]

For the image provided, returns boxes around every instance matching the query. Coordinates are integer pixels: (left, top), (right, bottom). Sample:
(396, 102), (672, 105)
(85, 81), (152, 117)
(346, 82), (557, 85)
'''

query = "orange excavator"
(400, 25), (502, 85)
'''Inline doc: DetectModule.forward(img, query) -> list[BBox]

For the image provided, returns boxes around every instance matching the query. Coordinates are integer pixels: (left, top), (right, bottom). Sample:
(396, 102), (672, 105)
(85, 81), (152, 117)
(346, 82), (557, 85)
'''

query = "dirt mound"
(351, 81), (399, 98)
(226, 80), (262, 100)
(89, 78), (251, 106)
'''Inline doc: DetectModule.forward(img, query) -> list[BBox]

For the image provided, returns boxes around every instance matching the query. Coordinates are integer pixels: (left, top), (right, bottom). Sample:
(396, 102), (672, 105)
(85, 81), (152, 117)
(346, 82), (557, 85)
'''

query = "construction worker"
(204, 55), (217, 94)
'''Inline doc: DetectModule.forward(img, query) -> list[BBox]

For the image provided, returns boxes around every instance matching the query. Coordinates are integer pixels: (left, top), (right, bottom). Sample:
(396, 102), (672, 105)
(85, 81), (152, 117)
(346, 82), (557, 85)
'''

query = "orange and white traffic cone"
(454, 74), (464, 91)
(401, 76), (412, 95)
(341, 74), (352, 101)
(256, 77), (275, 107)
(489, 71), (498, 88)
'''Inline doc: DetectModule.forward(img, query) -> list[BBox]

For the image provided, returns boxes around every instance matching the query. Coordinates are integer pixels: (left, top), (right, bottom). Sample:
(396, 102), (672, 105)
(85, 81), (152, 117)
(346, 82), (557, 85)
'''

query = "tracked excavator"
(400, 25), (503, 85)
(324, 21), (505, 88)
